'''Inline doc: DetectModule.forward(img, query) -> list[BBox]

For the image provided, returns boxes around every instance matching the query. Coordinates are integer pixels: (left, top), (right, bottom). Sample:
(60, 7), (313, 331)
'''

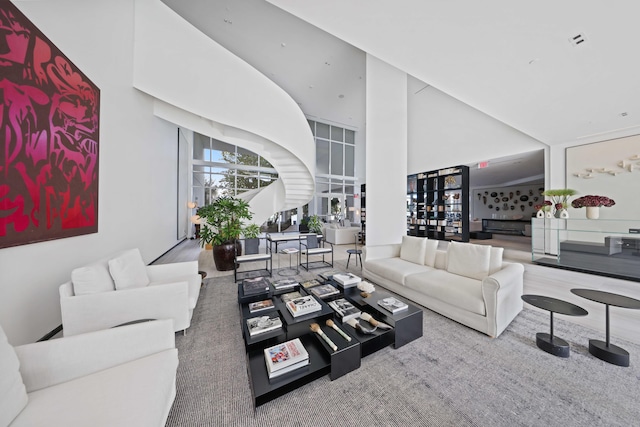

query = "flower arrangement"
(534, 200), (553, 212)
(542, 188), (577, 211)
(571, 195), (616, 208)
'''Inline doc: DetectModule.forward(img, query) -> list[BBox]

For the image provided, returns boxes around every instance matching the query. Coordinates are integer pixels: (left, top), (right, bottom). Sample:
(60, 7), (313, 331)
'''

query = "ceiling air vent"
(569, 33), (587, 47)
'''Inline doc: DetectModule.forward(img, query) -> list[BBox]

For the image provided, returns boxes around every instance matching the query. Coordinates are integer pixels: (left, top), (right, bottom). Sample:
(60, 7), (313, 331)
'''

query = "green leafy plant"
(196, 196), (253, 247)
(307, 215), (323, 234)
(242, 223), (261, 239)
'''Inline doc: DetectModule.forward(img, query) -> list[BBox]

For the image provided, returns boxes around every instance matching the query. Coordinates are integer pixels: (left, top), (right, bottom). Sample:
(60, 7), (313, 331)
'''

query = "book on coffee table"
(264, 338), (309, 379)
(308, 284), (339, 299)
(328, 298), (362, 321)
(242, 277), (270, 295)
(377, 297), (408, 314)
(301, 279), (322, 289)
(281, 291), (304, 302)
(318, 270), (343, 281)
(285, 295), (322, 317)
(272, 278), (299, 290)
(246, 313), (282, 337)
(333, 273), (361, 288)
(248, 299), (275, 313)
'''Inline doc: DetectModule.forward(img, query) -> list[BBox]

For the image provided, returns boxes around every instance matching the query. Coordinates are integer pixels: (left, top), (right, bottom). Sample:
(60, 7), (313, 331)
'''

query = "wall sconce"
(187, 201), (197, 209)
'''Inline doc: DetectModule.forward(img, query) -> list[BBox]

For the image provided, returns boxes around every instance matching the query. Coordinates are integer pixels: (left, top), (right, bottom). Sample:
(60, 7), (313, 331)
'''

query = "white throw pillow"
(108, 249), (150, 290)
(489, 247), (504, 275)
(71, 262), (115, 296)
(0, 326), (28, 427)
(446, 241), (491, 280)
(400, 235), (427, 265)
(423, 239), (440, 267)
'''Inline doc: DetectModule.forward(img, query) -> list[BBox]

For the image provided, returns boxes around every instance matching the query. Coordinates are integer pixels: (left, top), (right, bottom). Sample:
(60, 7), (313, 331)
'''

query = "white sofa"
(1, 319), (178, 427)
(363, 236), (524, 338)
(323, 223), (361, 245)
(59, 248), (200, 336)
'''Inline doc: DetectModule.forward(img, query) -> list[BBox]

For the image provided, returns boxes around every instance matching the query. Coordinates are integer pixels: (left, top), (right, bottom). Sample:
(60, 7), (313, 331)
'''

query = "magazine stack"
(264, 338), (310, 379)
(285, 295), (322, 317)
(246, 313), (283, 337)
(328, 298), (362, 321)
(333, 273), (361, 288)
(248, 299), (274, 314)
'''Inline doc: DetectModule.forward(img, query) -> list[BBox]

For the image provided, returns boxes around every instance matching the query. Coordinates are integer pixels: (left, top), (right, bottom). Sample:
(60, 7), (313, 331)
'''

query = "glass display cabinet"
(531, 218), (640, 282)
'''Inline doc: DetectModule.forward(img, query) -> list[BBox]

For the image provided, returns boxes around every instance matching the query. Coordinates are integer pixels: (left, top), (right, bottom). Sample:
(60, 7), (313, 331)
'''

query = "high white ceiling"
(265, 0), (640, 147)
(164, 0), (597, 185)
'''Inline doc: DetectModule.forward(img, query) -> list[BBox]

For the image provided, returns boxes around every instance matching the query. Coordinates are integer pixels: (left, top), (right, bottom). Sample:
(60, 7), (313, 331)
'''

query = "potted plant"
(242, 223), (262, 254)
(307, 214), (323, 234)
(196, 196), (254, 271)
(542, 189), (577, 217)
(571, 195), (615, 219)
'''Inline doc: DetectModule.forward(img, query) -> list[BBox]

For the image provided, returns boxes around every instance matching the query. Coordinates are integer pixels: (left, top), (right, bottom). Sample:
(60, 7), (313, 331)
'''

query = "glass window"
(345, 145), (355, 177)
(316, 179), (330, 195)
(331, 142), (343, 175)
(260, 157), (274, 168)
(316, 140), (330, 174)
(237, 146), (259, 167)
(316, 122), (330, 139)
(307, 120), (315, 136)
(331, 125), (344, 142)
(345, 129), (355, 144)
(193, 133), (209, 161)
(210, 139), (236, 163)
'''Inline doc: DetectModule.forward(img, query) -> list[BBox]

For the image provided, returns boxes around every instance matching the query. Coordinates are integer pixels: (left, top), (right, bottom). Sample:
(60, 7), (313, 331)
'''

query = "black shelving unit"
(360, 183), (366, 243)
(408, 165), (469, 242)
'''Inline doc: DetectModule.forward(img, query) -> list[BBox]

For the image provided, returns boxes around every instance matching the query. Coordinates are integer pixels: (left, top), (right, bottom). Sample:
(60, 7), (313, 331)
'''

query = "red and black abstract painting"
(1, 1), (100, 249)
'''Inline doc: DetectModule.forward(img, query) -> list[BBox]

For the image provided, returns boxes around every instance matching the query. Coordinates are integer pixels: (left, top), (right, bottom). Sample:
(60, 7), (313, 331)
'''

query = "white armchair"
(1, 319), (178, 427)
(59, 248), (200, 336)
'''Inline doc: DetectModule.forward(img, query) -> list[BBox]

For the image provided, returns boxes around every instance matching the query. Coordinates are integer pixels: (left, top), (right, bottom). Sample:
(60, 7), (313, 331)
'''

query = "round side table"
(521, 294), (588, 357)
(571, 288), (640, 367)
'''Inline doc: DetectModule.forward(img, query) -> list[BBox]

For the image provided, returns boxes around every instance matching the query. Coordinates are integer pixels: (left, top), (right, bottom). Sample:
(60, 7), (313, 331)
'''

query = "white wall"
(407, 76), (546, 174)
(365, 55), (407, 246)
(1, 0), (183, 345)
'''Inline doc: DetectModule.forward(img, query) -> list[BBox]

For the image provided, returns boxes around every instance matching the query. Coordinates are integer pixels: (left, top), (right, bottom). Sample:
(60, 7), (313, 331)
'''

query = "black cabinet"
(408, 165), (469, 242)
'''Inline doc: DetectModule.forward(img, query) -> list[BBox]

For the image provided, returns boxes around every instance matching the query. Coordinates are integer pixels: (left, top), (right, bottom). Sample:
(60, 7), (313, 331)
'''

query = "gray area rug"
(166, 257), (640, 426)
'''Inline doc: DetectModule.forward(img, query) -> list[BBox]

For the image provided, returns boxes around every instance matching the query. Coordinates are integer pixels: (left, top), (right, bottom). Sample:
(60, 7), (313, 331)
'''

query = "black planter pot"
(212, 241), (241, 271)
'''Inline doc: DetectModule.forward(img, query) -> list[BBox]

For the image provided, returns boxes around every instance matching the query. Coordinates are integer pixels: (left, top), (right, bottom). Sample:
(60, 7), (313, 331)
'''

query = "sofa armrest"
(146, 260), (198, 282)
(363, 244), (401, 261)
(15, 319), (175, 393)
(481, 262), (525, 337)
(60, 281), (190, 336)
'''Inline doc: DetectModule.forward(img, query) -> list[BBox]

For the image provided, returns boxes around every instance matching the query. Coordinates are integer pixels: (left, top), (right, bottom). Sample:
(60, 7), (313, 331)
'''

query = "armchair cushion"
(0, 327), (27, 427)
(71, 262), (114, 296)
(108, 249), (150, 290)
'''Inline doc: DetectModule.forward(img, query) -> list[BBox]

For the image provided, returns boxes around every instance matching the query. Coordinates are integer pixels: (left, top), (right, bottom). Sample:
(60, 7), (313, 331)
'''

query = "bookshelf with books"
(409, 165), (469, 242)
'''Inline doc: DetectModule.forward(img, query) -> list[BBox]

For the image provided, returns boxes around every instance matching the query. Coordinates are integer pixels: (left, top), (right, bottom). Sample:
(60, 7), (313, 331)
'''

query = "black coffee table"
(521, 295), (588, 357)
(571, 288), (640, 367)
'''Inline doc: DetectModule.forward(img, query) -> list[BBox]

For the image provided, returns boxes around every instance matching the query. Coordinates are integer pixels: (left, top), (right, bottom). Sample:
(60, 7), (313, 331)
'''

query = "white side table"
(279, 248), (299, 276)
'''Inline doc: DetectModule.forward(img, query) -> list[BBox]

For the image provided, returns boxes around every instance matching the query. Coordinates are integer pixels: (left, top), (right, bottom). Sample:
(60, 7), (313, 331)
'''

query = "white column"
(365, 55), (408, 246)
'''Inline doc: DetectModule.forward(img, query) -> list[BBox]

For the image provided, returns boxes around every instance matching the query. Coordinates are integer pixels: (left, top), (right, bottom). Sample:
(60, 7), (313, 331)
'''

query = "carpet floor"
(166, 258), (640, 426)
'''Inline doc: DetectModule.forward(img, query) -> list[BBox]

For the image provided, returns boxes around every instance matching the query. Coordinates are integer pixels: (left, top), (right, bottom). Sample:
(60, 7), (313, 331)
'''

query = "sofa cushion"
(400, 235), (427, 265)
(0, 326), (28, 427)
(423, 239), (440, 267)
(10, 350), (177, 427)
(71, 262), (114, 296)
(108, 249), (150, 290)
(489, 247), (504, 275)
(405, 270), (486, 315)
(365, 257), (434, 284)
(446, 241), (491, 280)
(150, 275), (199, 309)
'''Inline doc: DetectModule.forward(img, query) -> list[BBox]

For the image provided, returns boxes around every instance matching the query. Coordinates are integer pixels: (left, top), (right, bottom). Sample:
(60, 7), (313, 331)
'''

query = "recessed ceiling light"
(281, 43), (286, 47)
(621, 112), (629, 117)
(308, 85), (314, 89)
(338, 94), (344, 99)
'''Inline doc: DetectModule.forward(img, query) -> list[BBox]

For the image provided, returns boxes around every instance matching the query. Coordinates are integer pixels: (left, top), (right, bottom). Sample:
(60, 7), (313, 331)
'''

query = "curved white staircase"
(133, 0), (315, 225)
